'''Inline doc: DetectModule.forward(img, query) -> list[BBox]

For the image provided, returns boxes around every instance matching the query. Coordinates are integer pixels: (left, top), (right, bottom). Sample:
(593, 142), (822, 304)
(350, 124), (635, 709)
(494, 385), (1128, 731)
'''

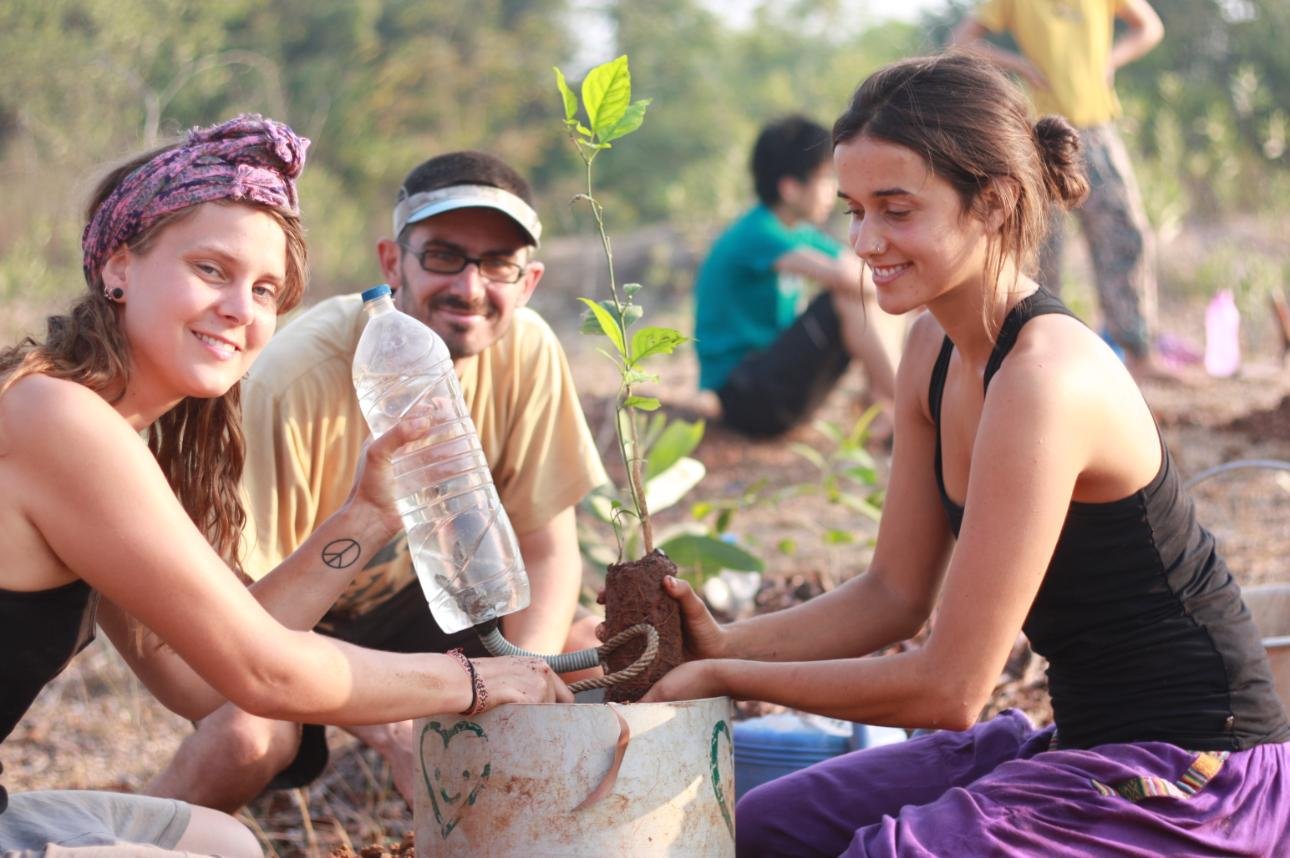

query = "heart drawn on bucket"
(420, 720), (492, 840)
(709, 719), (736, 841)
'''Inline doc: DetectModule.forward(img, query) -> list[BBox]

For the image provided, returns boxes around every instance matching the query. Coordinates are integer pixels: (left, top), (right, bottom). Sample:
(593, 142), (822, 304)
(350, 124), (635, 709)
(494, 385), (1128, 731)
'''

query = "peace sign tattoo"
(321, 538), (362, 569)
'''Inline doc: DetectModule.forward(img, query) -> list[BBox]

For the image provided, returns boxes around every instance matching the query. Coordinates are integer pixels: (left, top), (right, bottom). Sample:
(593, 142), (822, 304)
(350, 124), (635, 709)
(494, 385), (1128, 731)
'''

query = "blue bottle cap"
(361, 284), (392, 302)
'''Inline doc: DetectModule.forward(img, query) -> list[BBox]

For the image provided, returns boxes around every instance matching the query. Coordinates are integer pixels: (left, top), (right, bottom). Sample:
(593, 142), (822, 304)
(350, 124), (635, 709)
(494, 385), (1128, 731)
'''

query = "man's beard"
(428, 293), (493, 318)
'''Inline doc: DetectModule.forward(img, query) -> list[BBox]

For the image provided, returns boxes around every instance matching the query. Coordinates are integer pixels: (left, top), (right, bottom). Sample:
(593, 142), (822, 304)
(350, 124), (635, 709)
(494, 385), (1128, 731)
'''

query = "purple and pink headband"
(82, 113), (310, 285)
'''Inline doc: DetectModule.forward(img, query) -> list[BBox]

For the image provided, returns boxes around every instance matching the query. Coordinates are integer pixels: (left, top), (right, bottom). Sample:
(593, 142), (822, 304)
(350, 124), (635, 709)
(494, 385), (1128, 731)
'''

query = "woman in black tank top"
(0, 118), (569, 854)
(644, 54), (1290, 856)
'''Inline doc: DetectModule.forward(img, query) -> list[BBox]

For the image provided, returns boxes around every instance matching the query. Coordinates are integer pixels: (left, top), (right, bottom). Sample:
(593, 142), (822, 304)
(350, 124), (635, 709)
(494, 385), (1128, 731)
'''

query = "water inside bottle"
(353, 297), (530, 633)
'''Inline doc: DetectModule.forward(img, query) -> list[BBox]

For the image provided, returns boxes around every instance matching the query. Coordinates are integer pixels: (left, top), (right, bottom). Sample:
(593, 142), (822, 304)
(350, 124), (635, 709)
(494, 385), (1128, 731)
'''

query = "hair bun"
(1034, 116), (1089, 209)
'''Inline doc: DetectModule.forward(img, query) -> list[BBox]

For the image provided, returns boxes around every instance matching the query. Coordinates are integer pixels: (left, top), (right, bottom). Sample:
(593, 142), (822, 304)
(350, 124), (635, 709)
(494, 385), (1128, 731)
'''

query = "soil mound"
(1223, 394), (1290, 440)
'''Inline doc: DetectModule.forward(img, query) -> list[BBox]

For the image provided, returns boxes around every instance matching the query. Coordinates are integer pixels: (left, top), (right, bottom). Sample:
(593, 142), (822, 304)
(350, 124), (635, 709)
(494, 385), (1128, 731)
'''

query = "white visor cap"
(392, 184), (542, 247)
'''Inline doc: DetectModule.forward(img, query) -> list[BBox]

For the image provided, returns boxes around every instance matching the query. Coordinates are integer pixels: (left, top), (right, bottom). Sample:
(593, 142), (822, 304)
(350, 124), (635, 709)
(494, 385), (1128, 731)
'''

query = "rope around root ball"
(568, 623), (659, 694)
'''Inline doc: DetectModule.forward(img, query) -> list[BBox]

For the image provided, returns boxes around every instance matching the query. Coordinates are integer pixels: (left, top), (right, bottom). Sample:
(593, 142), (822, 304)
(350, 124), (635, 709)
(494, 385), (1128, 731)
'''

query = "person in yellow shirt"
(952, 0), (1171, 381)
(143, 151), (608, 811)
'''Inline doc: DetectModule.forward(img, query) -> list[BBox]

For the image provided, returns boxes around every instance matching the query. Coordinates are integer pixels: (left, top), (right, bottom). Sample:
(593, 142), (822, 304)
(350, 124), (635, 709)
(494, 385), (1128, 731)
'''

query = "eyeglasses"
(398, 243), (527, 284)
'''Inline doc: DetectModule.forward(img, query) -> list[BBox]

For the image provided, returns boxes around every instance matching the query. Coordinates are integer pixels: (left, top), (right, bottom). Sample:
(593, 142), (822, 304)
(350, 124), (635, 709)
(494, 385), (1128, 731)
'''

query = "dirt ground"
(5, 231), (1289, 855)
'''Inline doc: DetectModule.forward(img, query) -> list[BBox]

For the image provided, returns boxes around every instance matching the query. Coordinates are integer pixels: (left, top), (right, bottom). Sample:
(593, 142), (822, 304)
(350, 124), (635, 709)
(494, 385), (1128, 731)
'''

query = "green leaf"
(579, 299), (636, 338)
(777, 537), (797, 556)
(645, 418), (705, 479)
(553, 66), (578, 122)
(824, 529), (856, 545)
(594, 346), (622, 367)
(579, 307), (605, 335)
(690, 500), (714, 519)
(814, 419), (845, 445)
(578, 296), (625, 354)
(789, 442), (827, 471)
(659, 534), (764, 578)
(640, 412), (668, 449)
(623, 282), (643, 298)
(624, 394), (661, 411)
(848, 403), (886, 446)
(581, 55), (631, 139)
(838, 446), (875, 468)
(837, 493), (884, 521)
(644, 455), (705, 512)
(616, 303), (643, 328)
(601, 98), (651, 143)
(564, 117), (593, 138)
(623, 367), (659, 386)
(715, 507), (733, 534)
(743, 477), (770, 500)
(630, 326), (687, 364)
(844, 464), (878, 485)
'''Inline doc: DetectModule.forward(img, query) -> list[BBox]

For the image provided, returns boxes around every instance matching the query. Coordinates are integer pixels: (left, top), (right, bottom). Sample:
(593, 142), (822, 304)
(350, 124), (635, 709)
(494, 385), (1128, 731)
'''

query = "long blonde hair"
(0, 143), (308, 567)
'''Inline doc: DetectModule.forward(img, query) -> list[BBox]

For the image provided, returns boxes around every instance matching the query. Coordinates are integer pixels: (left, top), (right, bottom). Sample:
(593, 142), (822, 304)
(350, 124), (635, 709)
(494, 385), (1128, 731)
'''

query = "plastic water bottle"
(1203, 288), (1241, 378)
(351, 285), (529, 633)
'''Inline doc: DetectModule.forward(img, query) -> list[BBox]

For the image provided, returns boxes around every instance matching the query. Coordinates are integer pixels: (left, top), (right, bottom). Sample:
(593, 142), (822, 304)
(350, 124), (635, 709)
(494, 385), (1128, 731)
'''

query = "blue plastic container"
(732, 713), (907, 800)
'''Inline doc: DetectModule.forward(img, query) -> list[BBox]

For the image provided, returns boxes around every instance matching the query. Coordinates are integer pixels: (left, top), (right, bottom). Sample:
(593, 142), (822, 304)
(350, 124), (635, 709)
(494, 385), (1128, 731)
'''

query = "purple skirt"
(736, 709), (1290, 857)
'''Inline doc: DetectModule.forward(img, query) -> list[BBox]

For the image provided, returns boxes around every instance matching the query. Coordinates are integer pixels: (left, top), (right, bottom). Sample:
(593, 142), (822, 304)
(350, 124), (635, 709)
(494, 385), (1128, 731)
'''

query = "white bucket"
(414, 696), (735, 856)
(1242, 584), (1290, 715)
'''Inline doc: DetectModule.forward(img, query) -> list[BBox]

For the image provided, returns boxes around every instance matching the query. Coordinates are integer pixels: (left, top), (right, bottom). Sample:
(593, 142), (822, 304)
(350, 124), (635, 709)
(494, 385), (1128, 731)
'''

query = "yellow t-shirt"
(238, 294), (608, 618)
(976, 0), (1125, 128)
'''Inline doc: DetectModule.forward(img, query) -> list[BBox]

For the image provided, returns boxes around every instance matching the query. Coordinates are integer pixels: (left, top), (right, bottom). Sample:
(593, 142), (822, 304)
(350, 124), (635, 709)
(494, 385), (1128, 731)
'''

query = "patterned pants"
(1038, 123), (1157, 359)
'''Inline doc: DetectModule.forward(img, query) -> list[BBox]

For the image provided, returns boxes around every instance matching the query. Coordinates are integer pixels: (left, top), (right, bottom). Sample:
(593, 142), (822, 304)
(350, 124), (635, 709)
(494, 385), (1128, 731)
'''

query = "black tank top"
(0, 579), (99, 743)
(928, 289), (1290, 750)
(0, 577), (99, 812)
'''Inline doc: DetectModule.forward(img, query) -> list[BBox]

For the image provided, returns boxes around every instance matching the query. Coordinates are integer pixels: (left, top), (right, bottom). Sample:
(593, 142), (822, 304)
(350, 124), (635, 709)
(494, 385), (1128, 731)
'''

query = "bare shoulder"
(0, 375), (140, 589)
(0, 375), (155, 492)
(985, 313), (1148, 457)
(1, 374), (129, 451)
(991, 313), (1117, 400)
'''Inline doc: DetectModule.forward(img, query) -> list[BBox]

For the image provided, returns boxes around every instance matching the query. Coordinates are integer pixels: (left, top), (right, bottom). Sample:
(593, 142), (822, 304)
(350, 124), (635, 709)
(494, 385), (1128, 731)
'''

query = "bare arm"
(9, 377), (569, 724)
(648, 316), (953, 666)
(502, 506), (582, 654)
(1109, 0), (1164, 72)
(950, 18), (1050, 91)
(96, 407), (415, 718)
(774, 247), (865, 297)
(646, 318), (1091, 729)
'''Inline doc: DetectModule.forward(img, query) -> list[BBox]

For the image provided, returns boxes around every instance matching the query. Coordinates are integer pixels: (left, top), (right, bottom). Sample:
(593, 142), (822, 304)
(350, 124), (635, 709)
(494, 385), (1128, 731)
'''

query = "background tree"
(1, 0), (1285, 341)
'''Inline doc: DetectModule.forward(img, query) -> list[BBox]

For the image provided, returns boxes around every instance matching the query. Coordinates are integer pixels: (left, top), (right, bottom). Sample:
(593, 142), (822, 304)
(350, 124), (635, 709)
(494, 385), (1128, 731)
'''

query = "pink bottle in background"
(1203, 288), (1241, 378)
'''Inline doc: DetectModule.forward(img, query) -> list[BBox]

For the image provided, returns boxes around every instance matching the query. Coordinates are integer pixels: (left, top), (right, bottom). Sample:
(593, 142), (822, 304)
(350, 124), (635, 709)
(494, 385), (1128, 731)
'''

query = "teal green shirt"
(694, 204), (843, 390)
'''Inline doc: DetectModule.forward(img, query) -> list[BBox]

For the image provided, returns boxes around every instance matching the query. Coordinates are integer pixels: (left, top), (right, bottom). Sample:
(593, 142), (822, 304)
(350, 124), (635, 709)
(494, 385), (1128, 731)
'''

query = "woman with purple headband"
(0, 115), (570, 856)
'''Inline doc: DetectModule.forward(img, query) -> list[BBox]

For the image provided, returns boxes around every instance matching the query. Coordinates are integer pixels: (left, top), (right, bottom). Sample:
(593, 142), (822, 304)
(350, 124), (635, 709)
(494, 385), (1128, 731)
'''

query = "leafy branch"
(554, 55), (684, 557)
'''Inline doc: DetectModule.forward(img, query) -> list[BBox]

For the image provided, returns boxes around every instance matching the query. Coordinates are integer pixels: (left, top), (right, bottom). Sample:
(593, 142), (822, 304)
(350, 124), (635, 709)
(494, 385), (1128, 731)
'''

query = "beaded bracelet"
(447, 648), (488, 716)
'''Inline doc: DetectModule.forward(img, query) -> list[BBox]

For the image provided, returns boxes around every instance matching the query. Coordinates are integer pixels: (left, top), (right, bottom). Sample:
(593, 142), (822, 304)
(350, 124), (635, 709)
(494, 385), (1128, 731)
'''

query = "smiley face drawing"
(420, 719), (493, 839)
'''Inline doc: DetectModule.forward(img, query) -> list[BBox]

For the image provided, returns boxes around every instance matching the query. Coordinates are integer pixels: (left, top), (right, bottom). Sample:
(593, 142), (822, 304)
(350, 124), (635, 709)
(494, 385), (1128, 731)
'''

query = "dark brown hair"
(751, 115), (833, 206)
(832, 53), (1089, 313)
(0, 142), (309, 567)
